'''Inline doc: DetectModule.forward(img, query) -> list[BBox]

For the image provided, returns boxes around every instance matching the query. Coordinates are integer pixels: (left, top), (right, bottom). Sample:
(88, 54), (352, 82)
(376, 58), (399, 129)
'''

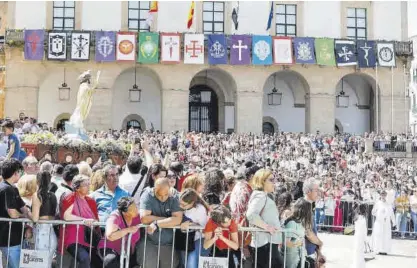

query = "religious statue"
(67, 70), (100, 137)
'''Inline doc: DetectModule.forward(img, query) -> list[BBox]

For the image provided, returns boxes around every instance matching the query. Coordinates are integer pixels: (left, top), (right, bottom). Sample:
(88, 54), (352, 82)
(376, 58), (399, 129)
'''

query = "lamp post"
(336, 78), (349, 108)
(267, 73), (282, 105)
(59, 68), (70, 101)
(129, 64), (141, 102)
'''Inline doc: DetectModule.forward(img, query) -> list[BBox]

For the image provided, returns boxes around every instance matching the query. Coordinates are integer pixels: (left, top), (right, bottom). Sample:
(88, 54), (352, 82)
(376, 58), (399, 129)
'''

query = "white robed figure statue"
(68, 70), (100, 133)
(371, 191), (395, 255)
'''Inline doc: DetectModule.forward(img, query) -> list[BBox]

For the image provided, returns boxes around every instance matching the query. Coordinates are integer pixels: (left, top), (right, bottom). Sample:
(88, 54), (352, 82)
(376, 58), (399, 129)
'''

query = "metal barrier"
(373, 141), (406, 152)
(0, 218), (306, 268)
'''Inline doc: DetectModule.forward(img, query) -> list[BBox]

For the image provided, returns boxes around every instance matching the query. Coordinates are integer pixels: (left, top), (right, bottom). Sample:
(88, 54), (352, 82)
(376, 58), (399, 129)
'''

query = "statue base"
(65, 122), (89, 141)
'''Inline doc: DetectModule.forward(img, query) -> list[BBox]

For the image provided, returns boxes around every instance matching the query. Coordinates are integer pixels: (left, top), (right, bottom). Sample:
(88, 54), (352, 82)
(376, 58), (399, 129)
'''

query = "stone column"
(364, 138), (374, 154)
(379, 95), (409, 133)
(406, 139), (412, 158)
(236, 91), (262, 134)
(161, 89), (189, 132)
(307, 93), (335, 134)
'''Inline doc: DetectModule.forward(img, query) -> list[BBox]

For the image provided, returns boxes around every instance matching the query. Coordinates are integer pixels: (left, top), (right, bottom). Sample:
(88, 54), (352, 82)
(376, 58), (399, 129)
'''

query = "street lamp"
(267, 73), (282, 105)
(336, 78), (349, 108)
(129, 64), (141, 102)
(59, 68), (70, 101)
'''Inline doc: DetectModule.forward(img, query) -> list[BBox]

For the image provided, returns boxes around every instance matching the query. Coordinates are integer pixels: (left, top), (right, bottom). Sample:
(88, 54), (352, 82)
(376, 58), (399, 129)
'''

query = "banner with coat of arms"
(184, 34), (204, 64)
(95, 31), (116, 62)
(71, 32), (90, 61)
(47, 32), (67, 60)
(293, 37), (315, 64)
(377, 42), (396, 67)
(160, 33), (181, 63)
(207, 34), (227, 65)
(252, 35), (272, 65)
(273, 37), (293, 64)
(315, 38), (336, 66)
(334, 40), (357, 67)
(138, 32), (159, 64)
(116, 32), (136, 62)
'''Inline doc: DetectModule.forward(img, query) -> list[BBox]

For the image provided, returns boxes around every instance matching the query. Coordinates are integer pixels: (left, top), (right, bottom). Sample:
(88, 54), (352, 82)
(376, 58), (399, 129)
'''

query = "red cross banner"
(184, 34), (204, 64)
(116, 32), (136, 62)
(160, 33), (181, 64)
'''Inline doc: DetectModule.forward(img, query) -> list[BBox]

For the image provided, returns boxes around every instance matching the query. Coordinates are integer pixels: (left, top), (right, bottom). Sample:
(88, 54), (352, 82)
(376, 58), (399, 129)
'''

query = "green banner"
(138, 32), (159, 63)
(315, 38), (336, 66)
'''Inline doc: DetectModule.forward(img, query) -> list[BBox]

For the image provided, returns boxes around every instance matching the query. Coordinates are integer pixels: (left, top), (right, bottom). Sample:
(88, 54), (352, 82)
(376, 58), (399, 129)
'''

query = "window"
(128, 1), (150, 32)
(203, 1), (225, 34)
(275, 4), (296, 37)
(347, 8), (367, 39)
(53, 1), (75, 30)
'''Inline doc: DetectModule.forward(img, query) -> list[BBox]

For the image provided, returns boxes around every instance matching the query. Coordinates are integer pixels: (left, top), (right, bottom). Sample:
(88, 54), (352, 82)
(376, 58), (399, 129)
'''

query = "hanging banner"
(252, 35), (272, 65)
(184, 34), (204, 64)
(95, 31), (116, 62)
(357, 40), (376, 68)
(71, 32), (90, 61)
(207, 34), (227, 65)
(315, 38), (336, 66)
(47, 32), (67, 60)
(293, 37), (315, 64)
(273, 37), (293, 64)
(24, 29), (45, 60)
(138, 32), (159, 64)
(116, 32), (136, 62)
(335, 40), (357, 67)
(377, 42), (396, 67)
(230, 35), (251, 65)
(160, 33), (181, 63)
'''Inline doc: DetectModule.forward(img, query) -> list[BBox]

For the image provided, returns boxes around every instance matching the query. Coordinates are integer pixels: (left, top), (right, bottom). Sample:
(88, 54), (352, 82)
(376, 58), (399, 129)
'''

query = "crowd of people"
(0, 117), (416, 268)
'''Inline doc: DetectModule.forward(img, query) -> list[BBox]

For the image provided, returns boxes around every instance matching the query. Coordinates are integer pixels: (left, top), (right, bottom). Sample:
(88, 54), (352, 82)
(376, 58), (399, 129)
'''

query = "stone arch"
(335, 118), (343, 134)
(262, 70), (310, 132)
(263, 116), (279, 133)
(53, 112), (71, 128)
(111, 66), (162, 131)
(121, 114), (147, 131)
(335, 72), (381, 133)
(189, 68), (238, 132)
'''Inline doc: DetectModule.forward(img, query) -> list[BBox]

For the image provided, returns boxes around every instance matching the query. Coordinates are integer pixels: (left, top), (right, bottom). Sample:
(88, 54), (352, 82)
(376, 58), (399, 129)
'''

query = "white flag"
(273, 37), (293, 64)
(116, 33), (136, 61)
(184, 34), (204, 64)
(47, 32), (67, 60)
(71, 32), (90, 61)
(377, 42), (396, 67)
(161, 33), (181, 63)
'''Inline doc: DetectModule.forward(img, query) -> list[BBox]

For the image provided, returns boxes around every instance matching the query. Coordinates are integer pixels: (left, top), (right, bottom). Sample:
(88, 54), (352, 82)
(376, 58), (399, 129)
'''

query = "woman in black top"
(32, 171), (58, 265)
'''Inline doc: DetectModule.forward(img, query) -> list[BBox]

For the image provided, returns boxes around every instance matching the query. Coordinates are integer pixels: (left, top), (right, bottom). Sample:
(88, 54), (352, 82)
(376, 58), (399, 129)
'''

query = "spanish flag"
(187, 1), (195, 29)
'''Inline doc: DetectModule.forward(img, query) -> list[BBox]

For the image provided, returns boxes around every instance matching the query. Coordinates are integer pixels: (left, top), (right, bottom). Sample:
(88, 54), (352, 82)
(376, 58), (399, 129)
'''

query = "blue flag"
(252, 35), (272, 65)
(335, 40), (357, 66)
(208, 34), (228, 65)
(357, 40), (376, 68)
(266, 2), (273, 30)
(293, 37), (316, 64)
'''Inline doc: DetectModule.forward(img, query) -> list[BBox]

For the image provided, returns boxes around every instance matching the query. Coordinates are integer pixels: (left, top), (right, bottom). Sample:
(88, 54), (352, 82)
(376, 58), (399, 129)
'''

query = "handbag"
(75, 198), (101, 247)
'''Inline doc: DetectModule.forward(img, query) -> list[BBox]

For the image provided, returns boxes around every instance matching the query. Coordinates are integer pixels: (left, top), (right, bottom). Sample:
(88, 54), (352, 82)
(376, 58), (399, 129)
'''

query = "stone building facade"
(2, 1), (414, 134)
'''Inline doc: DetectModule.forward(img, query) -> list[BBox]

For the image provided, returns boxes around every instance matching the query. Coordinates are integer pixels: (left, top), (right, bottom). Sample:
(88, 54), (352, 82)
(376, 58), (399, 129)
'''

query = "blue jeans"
(315, 208), (325, 227)
(180, 239), (210, 268)
(0, 245), (21, 268)
(411, 211), (417, 234)
(396, 212), (407, 235)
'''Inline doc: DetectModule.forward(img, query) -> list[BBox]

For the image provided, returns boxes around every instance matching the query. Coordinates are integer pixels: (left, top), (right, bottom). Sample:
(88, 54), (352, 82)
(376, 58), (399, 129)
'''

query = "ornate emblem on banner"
(97, 36), (113, 58)
(49, 34), (66, 57)
(379, 46), (393, 63)
(71, 33), (90, 60)
(337, 46), (354, 62)
(141, 36), (157, 58)
(253, 40), (270, 61)
(359, 42), (372, 66)
(209, 41), (225, 59)
(297, 42), (312, 61)
(119, 40), (134, 55)
(186, 40), (203, 58)
(318, 43), (332, 61)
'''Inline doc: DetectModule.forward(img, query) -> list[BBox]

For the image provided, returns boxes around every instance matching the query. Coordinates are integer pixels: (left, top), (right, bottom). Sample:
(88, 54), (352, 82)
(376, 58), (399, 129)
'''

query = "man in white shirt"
(119, 156), (144, 206)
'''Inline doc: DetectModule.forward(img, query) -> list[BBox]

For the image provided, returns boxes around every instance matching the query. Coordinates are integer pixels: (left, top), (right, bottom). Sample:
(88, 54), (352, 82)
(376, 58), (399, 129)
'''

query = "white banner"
(198, 256), (228, 268)
(161, 34), (181, 63)
(273, 37), (293, 64)
(71, 32), (90, 61)
(47, 32), (67, 60)
(116, 33), (136, 61)
(184, 34), (204, 64)
(19, 249), (50, 268)
(377, 42), (396, 67)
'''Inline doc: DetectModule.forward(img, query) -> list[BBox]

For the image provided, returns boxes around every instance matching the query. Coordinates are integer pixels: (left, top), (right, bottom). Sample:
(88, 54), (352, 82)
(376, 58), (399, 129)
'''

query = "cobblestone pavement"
(320, 233), (417, 268)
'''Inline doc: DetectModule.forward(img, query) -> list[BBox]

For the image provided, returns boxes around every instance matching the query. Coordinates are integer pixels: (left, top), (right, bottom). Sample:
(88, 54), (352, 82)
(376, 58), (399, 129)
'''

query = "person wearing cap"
(371, 190), (396, 255)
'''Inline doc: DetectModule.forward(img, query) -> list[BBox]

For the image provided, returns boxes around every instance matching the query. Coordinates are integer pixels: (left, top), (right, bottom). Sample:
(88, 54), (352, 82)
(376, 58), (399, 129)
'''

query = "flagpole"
(391, 66), (394, 133)
(375, 62), (379, 133)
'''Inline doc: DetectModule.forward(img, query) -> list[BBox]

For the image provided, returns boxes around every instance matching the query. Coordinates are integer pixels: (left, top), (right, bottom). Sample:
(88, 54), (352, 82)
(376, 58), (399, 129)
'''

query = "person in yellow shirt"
(395, 190), (410, 239)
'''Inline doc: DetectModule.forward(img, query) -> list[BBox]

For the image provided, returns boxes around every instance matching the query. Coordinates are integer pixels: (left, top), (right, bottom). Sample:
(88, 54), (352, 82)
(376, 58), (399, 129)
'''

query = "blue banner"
(335, 40), (357, 66)
(357, 40), (376, 68)
(252, 35), (272, 65)
(208, 34), (227, 65)
(293, 37), (316, 64)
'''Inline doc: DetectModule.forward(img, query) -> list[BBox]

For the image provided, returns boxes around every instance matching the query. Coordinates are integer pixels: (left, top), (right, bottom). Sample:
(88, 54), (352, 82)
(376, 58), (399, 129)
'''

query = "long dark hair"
(277, 192), (292, 220)
(36, 171), (51, 203)
(180, 188), (210, 212)
(285, 199), (313, 230)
